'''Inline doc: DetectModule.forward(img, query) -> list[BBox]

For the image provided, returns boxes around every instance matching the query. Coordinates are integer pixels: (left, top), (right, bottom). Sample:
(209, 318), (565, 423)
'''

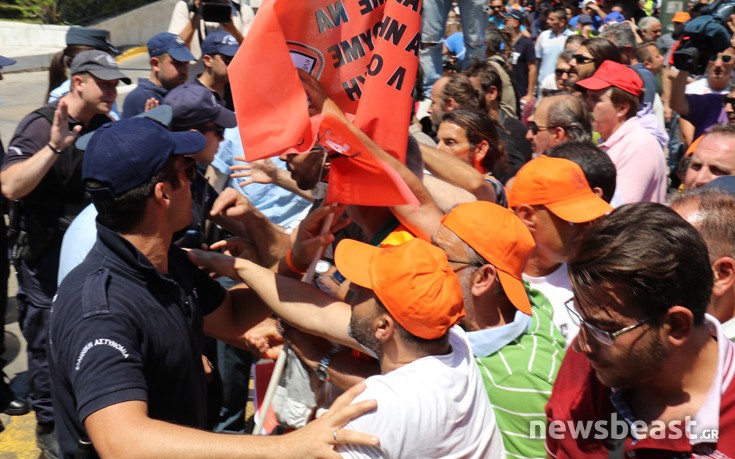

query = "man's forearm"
(1, 147), (59, 200)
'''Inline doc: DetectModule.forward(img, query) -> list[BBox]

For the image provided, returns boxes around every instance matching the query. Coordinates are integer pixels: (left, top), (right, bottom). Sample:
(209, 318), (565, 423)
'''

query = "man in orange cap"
(188, 238), (505, 458)
(508, 155), (613, 342)
(435, 201), (566, 458)
(576, 60), (667, 205)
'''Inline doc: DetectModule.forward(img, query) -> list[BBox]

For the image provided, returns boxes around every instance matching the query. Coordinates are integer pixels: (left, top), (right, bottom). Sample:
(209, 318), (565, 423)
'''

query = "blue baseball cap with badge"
(201, 31), (240, 57)
(147, 32), (196, 63)
(163, 84), (237, 129)
(502, 9), (525, 21)
(66, 26), (119, 56)
(83, 117), (206, 198)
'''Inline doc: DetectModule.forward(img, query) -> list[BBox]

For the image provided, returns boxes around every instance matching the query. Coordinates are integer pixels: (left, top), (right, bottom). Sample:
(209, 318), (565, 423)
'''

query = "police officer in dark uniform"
(0, 53), (31, 430)
(1, 50), (129, 456)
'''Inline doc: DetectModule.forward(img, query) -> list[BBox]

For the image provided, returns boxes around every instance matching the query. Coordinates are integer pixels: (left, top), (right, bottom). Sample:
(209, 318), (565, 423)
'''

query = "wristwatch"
(315, 347), (340, 382)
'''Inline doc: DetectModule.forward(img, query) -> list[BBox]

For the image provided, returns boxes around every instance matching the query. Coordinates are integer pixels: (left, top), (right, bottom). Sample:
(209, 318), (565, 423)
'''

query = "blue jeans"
(420, 0), (488, 95)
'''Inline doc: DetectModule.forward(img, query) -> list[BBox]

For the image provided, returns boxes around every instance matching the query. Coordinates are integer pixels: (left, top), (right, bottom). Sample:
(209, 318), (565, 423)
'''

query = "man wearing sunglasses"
(525, 93), (592, 155)
(49, 117), (378, 459)
(671, 48), (735, 140)
(196, 30), (238, 111)
(122, 32), (195, 118)
(546, 203), (735, 458)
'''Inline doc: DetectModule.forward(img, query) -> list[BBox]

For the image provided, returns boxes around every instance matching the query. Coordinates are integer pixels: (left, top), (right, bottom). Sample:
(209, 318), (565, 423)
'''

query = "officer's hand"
(243, 317), (284, 359)
(49, 99), (82, 152)
(187, 248), (239, 280)
(281, 383), (379, 458)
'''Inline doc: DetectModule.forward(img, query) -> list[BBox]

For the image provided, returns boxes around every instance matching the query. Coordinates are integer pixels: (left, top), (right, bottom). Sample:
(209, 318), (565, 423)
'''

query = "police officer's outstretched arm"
(1, 99), (81, 200)
(84, 383), (378, 458)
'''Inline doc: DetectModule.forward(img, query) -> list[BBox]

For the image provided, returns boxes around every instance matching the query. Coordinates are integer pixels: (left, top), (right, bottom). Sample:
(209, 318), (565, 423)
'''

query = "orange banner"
(229, 0), (421, 166)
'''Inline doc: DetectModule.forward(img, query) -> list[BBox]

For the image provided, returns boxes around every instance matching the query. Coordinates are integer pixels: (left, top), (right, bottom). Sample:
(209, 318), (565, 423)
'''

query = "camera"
(186, 0), (232, 23)
(673, 0), (735, 74)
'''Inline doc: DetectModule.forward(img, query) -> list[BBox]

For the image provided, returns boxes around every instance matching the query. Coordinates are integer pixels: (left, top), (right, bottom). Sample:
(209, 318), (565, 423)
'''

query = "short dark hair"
(635, 42), (659, 64)
(609, 86), (639, 119)
(442, 107), (507, 174)
(546, 141), (616, 203)
(86, 156), (182, 232)
(582, 37), (622, 69)
(466, 61), (503, 107)
(443, 73), (482, 111)
(551, 7), (567, 21)
(569, 203), (713, 325)
(373, 298), (448, 348)
(565, 34), (585, 49)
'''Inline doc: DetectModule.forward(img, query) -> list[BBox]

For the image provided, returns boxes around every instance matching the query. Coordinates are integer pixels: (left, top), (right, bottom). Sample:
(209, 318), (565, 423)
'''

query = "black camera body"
(673, 0), (735, 74)
(186, 0), (232, 23)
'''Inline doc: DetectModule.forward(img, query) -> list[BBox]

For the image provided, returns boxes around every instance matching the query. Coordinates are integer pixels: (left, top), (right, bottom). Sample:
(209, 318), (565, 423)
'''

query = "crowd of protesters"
(2, 0), (735, 457)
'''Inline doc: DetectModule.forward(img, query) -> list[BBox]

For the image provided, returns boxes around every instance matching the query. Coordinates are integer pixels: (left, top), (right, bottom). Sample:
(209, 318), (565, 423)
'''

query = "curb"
(116, 45), (147, 63)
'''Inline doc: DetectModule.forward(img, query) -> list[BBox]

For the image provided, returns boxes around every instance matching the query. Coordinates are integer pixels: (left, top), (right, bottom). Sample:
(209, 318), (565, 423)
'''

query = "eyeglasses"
(196, 125), (225, 140)
(564, 298), (656, 346)
(491, 5), (504, 9)
(572, 54), (595, 65)
(555, 68), (570, 77)
(528, 121), (553, 135)
(709, 53), (735, 63)
(723, 97), (735, 107)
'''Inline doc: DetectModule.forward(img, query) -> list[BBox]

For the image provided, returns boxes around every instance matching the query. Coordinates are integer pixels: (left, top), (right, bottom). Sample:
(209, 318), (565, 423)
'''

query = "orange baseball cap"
(441, 202), (536, 315)
(335, 238), (465, 340)
(575, 60), (643, 97)
(672, 11), (691, 23)
(507, 156), (613, 223)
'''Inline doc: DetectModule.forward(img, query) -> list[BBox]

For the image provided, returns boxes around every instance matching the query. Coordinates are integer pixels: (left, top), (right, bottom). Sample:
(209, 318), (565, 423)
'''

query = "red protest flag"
(229, 0), (421, 164)
(319, 110), (418, 207)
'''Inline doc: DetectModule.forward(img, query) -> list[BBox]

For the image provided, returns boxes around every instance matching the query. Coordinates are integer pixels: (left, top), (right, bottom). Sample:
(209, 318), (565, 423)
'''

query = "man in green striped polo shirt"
(435, 201), (567, 459)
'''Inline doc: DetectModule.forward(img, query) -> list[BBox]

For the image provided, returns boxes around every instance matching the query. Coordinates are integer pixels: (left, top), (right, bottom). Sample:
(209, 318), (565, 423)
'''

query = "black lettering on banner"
(387, 66), (406, 90)
(343, 75), (366, 101)
(367, 54), (383, 76)
(358, 0), (386, 15)
(405, 32), (420, 56)
(316, 0), (350, 33)
(341, 36), (367, 63)
(327, 43), (346, 68)
(382, 16), (406, 45)
(399, 0), (420, 12)
(358, 29), (375, 52)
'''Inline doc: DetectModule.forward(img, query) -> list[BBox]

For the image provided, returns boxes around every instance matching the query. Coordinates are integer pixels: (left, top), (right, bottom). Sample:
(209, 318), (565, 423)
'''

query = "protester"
(682, 124), (735, 189)
(526, 93), (592, 155)
(2, 49), (129, 457)
(536, 8), (573, 87)
(508, 156), (613, 341)
(539, 49), (575, 92)
(546, 203), (735, 457)
(670, 188), (735, 339)
(569, 37), (622, 81)
(637, 16), (662, 43)
(504, 9), (537, 107)
(49, 116), (377, 458)
(546, 141), (617, 204)
(577, 60), (667, 204)
(122, 33), (195, 118)
(188, 238), (506, 458)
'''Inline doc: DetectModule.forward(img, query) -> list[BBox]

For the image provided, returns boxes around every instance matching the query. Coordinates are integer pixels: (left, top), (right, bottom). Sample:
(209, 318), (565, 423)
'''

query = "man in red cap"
(188, 238), (505, 458)
(576, 60), (667, 205)
(508, 156), (613, 342)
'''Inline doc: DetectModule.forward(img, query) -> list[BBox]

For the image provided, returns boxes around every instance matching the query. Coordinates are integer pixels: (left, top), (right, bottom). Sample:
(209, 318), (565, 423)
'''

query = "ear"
(374, 313), (395, 342)
(71, 74), (85, 92)
(472, 140), (489, 170)
(470, 264), (499, 297)
(712, 257), (735, 297)
(150, 57), (161, 72)
(664, 306), (695, 343)
(514, 204), (537, 232)
(153, 181), (171, 209)
(487, 86), (499, 102)
(202, 54), (214, 67)
(445, 97), (459, 112)
(592, 186), (605, 199)
(551, 126), (566, 142)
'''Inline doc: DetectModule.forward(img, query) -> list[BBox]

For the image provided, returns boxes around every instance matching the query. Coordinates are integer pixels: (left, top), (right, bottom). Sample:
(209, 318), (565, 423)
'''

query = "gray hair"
(637, 16), (660, 32)
(600, 22), (636, 49)
(546, 94), (592, 144)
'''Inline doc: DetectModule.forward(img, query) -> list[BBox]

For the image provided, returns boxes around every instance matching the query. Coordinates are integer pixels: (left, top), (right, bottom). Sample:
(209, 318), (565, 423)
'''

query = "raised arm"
(418, 142), (498, 203)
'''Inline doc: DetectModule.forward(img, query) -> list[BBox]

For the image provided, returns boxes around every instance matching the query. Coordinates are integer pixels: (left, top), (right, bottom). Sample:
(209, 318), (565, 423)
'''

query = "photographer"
(168, 0), (254, 59)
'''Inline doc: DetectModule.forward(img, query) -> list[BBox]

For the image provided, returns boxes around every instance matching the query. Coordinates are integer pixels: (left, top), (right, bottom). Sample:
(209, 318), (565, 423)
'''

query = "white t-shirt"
(524, 264), (579, 344)
(338, 327), (505, 458)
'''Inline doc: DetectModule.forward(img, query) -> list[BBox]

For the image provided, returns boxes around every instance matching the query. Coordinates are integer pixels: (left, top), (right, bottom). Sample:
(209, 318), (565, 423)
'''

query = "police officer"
(1, 50), (129, 457)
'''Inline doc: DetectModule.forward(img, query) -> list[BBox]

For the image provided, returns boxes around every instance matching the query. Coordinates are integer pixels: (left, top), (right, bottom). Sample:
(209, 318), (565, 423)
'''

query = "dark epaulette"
(81, 268), (111, 318)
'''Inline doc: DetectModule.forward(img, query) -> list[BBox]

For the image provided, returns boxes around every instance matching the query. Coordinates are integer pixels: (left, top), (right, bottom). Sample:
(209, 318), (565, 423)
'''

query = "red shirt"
(545, 316), (735, 459)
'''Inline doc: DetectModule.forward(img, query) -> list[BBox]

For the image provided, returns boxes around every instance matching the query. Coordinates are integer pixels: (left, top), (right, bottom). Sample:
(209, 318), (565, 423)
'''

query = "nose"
(525, 127), (534, 142)
(278, 153), (291, 162)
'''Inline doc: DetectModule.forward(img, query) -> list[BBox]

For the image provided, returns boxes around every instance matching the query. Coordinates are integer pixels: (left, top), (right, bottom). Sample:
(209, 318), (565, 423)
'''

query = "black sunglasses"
(555, 68), (570, 77)
(723, 97), (735, 107)
(709, 54), (734, 63)
(196, 125), (225, 140)
(217, 54), (234, 65)
(528, 121), (553, 135)
(572, 54), (595, 64)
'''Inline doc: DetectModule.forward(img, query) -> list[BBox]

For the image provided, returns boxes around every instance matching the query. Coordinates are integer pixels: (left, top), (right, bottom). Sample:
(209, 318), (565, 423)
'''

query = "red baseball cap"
(441, 202), (536, 315)
(575, 60), (643, 97)
(335, 238), (465, 340)
(507, 156), (613, 223)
